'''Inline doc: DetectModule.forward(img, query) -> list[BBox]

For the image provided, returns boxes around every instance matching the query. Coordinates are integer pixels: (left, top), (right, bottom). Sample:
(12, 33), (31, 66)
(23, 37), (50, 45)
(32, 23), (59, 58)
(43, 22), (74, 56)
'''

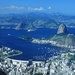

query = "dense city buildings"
(0, 46), (75, 75)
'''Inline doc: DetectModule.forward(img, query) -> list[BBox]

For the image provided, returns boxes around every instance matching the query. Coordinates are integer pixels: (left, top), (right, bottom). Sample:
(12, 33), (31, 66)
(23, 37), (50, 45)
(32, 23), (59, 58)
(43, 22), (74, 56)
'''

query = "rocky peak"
(57, 24), (68, 34)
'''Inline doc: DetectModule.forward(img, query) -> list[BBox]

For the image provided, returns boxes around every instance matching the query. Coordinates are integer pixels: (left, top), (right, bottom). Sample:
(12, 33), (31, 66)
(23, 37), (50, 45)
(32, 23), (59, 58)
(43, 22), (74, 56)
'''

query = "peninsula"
(0, 45), (22, 61)
(31, 24), (75, 48)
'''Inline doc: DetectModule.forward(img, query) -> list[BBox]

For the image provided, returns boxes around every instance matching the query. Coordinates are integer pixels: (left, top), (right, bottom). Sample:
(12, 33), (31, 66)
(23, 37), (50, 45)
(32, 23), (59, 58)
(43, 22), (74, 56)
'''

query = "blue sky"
(0, 0), (75, 15)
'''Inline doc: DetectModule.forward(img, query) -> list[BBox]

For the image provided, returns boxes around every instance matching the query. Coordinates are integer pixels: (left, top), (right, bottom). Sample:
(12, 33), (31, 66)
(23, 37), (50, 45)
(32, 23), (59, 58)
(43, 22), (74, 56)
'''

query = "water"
(0, 28), (75, 61)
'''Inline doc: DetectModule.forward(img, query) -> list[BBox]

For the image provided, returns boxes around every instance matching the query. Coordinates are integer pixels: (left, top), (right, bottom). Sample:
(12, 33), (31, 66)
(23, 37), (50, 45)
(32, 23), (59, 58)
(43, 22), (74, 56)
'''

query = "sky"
(0, 0), (75, 15)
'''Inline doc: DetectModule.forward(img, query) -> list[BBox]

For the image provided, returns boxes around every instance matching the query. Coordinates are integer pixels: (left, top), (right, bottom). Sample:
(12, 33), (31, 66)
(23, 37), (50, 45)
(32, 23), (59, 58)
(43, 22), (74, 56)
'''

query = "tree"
(34, 73), (43, 75)
(0, 69), (6, 75)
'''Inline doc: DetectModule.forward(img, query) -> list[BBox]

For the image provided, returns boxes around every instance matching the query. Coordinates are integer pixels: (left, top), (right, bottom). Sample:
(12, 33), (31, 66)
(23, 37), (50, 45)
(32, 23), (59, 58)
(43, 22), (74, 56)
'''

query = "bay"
(0, 28), (75, 61)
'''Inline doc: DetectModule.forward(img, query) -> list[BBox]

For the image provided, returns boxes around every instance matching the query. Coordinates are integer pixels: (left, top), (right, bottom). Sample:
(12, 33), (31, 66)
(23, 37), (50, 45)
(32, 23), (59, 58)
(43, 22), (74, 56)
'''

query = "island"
(18, 34), (33, 41)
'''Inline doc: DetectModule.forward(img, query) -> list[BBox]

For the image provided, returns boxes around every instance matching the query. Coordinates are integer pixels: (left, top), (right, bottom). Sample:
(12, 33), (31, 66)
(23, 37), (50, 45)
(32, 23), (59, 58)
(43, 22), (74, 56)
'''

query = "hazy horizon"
(0, 0), (75, 15)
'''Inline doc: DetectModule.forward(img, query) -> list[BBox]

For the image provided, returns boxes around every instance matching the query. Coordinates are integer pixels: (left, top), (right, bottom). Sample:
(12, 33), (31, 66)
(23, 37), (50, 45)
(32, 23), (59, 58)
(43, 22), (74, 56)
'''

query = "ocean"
(0, 28), (75, 61)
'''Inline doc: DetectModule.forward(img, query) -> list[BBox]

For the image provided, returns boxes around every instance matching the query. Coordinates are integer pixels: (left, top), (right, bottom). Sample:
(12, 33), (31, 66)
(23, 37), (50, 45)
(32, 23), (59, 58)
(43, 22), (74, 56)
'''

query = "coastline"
(7, 51), (23, 58)
(32, 38), (75, 49)
(6, 58), (44, 64)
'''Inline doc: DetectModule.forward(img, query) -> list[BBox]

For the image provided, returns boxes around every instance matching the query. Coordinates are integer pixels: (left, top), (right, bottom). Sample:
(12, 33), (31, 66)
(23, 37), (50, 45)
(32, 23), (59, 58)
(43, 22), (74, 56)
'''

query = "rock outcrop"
(51, 24), (75, 48)
(57, 24), (68, 34)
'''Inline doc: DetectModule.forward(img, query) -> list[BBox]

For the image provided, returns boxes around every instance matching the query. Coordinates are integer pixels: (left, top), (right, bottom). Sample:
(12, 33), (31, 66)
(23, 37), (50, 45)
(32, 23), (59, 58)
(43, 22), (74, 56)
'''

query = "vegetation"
(67, 54), (75, 61)
(19, 35), (32, 41)
(50, 33), (67, 44)
(50, 33), (75, 46)
(7, 50), (22, 57)
(34, 73), (43, 75)
(0, 12), (75, 29)
(0, 49), (22, 61)
(0, 12), (61, 29)
(0, 69), (6, 75)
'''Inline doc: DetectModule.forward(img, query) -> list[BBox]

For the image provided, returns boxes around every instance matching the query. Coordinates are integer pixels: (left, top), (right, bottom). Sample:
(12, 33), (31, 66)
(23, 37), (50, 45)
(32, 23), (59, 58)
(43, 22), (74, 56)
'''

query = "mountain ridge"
(0, 12), (75, 29)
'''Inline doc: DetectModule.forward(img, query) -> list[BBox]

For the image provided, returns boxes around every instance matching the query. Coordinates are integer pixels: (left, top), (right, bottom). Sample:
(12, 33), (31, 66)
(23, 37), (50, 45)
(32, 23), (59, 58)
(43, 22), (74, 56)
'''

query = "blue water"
(0, 28), (75, 61)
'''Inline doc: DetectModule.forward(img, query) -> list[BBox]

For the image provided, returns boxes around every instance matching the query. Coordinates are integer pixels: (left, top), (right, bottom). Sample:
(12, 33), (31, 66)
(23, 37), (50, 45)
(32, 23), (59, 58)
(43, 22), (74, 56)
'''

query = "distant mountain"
(0, 12), (75, 29)
(15, 22), (36, 30)
(15, 23), (27, 30)
(68, 23), (75, 27)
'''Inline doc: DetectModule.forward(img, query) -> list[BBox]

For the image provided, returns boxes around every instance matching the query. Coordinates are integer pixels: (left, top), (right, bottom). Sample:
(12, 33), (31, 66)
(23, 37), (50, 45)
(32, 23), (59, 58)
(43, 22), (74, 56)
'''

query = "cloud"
(28, 7), (44, 11)
(0, 6), (44, 13)
(34, 7), (43, 10)
(48, 7), (51, 9)
(28, 7), (31, 10)
(0, 6), (4, 9)
(8, 5), (25, 10)
(0, 5), (25, 10)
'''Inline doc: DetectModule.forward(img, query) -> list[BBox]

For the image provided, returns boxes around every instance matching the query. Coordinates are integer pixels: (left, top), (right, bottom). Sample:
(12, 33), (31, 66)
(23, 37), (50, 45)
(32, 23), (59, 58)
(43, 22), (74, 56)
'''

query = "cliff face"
(57, 24), (68, 34)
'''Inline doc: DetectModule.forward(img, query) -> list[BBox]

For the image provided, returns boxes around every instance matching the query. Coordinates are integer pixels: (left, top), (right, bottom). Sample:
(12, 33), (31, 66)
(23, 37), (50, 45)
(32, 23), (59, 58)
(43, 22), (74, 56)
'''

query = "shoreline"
(7, 51), (23, 58)
(6, 58), (44, 64)
(32, 38), (75, 49)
